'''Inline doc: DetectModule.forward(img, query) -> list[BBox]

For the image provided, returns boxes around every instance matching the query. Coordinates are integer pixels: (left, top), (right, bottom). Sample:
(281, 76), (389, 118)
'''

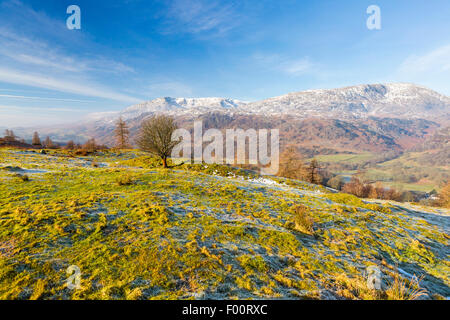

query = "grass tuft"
(385, 274), (427, 300)
(292, 205), (315, 235)
(116, 173), (134, 186)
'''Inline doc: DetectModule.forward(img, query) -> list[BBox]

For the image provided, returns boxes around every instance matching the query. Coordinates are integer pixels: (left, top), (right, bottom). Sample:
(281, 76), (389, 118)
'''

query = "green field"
(313, 152), (449, 193)
(312, 153), (376, 164)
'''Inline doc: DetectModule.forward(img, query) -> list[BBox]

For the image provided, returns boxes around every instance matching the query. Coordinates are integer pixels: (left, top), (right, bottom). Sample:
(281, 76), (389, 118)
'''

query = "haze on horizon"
(1, 0), (450, 127)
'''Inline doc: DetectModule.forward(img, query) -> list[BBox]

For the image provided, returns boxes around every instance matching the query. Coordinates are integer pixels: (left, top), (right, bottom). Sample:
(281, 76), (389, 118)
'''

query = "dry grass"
(385, 274), (427, 300)
(292, 205), (315, 235)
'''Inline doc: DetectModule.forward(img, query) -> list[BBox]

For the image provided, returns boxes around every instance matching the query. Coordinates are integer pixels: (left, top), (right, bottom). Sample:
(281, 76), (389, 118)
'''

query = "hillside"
(409, 126), (450, 166)
(74, 113), (439, 155)
(0, 149), (448, 299)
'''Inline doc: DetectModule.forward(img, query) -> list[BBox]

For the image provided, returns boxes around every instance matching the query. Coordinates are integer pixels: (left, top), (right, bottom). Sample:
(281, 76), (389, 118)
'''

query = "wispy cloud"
(0, 27), (136, 75)
(10, 54), (82, 72)
(279, 58), (314, 76)
(0, 94), (94, 103)
(0, 104), (87, 113)
(147, 81), (194, 97)
(253, 53), (316, 76)
(0, 1), (138, 104)
(396, 44), (450, 95)
(0, 68), (141, 103)
(398, 45), (450, 74)
(0, 104), (86, 127)
(0, 0), (65, 39)
(162, 0), (241, 36)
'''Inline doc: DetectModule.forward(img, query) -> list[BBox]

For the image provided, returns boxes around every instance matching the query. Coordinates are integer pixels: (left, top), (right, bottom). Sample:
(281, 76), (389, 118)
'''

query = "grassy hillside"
(0, 149), (448, 300)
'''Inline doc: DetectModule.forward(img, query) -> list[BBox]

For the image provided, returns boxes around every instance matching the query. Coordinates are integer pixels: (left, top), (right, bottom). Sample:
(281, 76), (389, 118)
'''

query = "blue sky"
(0, 0), (450, 127)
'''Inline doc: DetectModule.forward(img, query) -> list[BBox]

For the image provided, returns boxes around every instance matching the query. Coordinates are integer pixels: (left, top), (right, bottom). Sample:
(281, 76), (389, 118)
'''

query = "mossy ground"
(0, 148), (448, 300)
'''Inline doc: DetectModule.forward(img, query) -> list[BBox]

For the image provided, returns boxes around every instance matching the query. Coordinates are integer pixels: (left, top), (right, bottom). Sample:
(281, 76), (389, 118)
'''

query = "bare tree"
(43, 136), (54, 149)
(83, 138), (97, 152)
(4, 129), (16, 142)
(114, 117), (130, 149)
(368, 185), (378, 199)
(278, 146), (306, 180)
(307, 159), (321, 185)
(136, 115), (179, 168)
(342, 177), (366, 197)
(438, 181), (450, 208)
(66, 140), (75, 150)
(32, 132), (41, 147)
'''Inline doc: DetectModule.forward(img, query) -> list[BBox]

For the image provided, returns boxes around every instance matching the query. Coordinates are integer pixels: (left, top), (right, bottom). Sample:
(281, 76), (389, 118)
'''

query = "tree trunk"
(162, 157), (167, 168)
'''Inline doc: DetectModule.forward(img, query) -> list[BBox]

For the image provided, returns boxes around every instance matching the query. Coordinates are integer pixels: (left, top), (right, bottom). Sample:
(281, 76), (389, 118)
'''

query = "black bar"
(1, 300), (446, 319)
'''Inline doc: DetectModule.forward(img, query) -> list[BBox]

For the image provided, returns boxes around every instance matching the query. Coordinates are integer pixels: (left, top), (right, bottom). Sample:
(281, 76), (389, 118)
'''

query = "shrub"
(116, 174), (134, 186)
(342, 177), (367, 198)
(327, 176), (344, 190)
(342, 178), (402, 201)
(13, 173), (29, 182)
(74, 150), (90, 156)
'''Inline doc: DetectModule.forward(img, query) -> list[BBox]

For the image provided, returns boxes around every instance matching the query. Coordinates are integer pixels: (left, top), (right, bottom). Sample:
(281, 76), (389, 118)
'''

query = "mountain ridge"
(86, 83), (450, 125)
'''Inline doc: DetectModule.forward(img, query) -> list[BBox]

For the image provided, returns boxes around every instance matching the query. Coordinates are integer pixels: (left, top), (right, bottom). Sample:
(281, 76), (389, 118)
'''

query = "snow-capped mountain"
(245, 83), (450, 120)
(87, 97), (247, 124)
(86, 83), (450, 125)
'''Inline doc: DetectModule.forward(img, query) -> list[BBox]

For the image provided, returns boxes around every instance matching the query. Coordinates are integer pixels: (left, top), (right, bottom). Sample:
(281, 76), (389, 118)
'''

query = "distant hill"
(67, 112), (440, 154)
(412, 126), (450, 151)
